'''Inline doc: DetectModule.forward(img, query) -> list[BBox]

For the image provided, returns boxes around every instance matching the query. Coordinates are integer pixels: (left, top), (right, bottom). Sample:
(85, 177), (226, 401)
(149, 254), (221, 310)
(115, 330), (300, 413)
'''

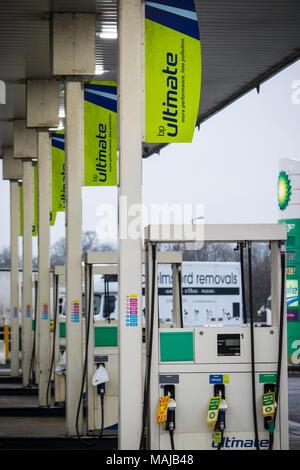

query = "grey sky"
(0, 59), (299, 253)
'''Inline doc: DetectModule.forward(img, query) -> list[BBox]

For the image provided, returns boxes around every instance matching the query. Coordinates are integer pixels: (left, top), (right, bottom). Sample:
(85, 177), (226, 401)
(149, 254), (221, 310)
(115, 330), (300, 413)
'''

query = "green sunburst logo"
(278, 170), (291, 211)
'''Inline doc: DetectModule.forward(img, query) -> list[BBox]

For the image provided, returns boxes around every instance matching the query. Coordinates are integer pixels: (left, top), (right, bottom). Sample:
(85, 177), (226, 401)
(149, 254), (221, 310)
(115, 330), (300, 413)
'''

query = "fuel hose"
(46, 274), (59, 413)
(248, 241), (260, 451)
(268, 248), (286, 450)
(76, 263), (105, 447)
(139, 243), (157, 450)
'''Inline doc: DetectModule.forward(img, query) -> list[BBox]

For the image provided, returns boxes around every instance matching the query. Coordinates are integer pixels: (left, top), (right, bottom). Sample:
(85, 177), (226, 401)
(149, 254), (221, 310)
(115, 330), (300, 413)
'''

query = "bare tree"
(50, 230), (117, 266)
(0, 247), (10, 269)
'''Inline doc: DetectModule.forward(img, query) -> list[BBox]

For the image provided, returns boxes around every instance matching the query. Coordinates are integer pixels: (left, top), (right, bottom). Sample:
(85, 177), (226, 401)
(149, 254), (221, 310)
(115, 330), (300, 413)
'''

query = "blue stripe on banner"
(84, 87), (117, 102)
(145, 0), (197, 13)
(84, 90), (117, 113)
(145, 1), (197, 21)
(105, 423), (118, 430)
(145, 4), (200, 40)
(287, 297), (298, 306)
(52, 135), (65, 151)
(84, 83), (117, 96)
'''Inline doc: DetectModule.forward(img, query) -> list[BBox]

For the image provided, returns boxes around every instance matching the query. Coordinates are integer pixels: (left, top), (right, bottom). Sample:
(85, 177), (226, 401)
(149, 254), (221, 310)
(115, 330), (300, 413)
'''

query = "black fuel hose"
(269, 249), (286, 450)
(46, 274), (59, 413)
(248, 241), (260, 451)
(28, 280), (38, 386)
(239, 242), (248, 324)
(177, 265), (184, 328)
(76, 263), (105, 447)
(169, 429), (175, 450)
(139, 243), (157, 450)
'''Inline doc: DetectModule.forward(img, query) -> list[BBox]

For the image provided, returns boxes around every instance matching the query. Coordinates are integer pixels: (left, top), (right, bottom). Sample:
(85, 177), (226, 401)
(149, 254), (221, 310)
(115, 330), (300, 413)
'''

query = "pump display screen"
(217, 334), (240, 356)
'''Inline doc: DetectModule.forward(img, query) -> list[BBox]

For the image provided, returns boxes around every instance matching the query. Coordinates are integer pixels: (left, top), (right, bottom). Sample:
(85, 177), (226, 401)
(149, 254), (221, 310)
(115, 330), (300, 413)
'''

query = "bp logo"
(278, 170), (291, 211)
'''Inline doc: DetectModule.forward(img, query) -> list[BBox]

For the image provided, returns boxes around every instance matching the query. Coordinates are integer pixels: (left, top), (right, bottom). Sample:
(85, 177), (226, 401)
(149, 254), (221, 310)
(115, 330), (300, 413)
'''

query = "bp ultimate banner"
(145, 0), (201, 143)
(84, 81), (117, 186)
(51, 132), (65, 213)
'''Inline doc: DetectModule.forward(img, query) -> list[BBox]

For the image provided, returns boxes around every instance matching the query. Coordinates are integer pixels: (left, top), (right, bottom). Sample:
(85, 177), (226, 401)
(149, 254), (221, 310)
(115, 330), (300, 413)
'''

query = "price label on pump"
(157, 396), (170, 424)
(262, 392), (276, 421)
(207, 396), (221, 429)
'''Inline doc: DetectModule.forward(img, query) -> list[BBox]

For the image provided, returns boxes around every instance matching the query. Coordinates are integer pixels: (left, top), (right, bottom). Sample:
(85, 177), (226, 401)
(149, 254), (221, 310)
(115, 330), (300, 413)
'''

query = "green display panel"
(59, 321), (66, 338)
(160, 331), (194, 362)
(278, 219), (300, 360)
(94, 326), (118, 347)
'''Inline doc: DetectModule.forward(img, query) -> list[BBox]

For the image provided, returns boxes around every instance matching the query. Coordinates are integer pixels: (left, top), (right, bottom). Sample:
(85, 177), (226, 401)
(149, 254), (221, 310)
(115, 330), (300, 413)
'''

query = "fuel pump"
(75, 263), (109, 447)
(84, 252), (119, 439)
(144, 223), (289, 451)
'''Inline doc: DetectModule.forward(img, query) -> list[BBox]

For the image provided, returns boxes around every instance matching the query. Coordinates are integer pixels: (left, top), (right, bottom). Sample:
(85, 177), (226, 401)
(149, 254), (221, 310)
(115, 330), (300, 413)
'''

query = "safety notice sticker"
(71, 300), (80, 323)
(206, 396), (221, 429)
(156, 396), (170, 424)
(41, 302), (48, 320)
(262, 392), (275, 420)
(126, 295), (138, 327)
(25, 304), (31, 319)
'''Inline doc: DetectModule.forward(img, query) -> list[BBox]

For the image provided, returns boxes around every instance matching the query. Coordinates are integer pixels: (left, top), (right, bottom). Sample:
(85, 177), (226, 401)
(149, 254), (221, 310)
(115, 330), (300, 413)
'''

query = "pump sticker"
(126, 295), (138, 327)
(209, 374), (229, 384)
(41, 302), (48, 320)
(259, 374), (277, 384)
(157, 396), (170, 424)
(13, 306), (18, 319)
(207, 396), (221, 429)
(25, 304), (31, 319)
(71, 300), (80, 323)
(213, 431), (222, 444)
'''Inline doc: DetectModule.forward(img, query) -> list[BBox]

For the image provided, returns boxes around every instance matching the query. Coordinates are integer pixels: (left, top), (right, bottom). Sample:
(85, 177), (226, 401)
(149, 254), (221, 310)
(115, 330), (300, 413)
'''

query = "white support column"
(10, 181), (20, 376)
(21, 161), (34, 386)
(64, 79), (84, 436)
(37, 130), (51, 405)
(118, 0), (143, 449)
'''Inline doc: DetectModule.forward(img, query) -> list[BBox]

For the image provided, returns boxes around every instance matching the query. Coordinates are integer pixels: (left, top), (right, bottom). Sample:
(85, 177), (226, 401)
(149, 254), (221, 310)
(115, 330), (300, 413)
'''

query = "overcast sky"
(0, 58), (299, 254)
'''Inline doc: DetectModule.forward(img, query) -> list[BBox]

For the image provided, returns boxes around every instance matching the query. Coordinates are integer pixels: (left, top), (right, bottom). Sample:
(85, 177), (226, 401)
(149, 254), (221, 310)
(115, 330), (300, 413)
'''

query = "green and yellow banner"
(19, 182), (23, 237)
(145, 0), (201, 143)
(51, 132), (65, 213)
(32, 162), (38, 236)
(18, 162), (38, 237)
(84, 81), (117, 186)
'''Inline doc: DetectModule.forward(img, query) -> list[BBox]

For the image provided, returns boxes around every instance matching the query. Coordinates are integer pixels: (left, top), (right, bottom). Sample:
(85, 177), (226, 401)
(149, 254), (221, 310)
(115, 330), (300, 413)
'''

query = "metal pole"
(21, 161), (34, 386)
(10, 180), (20, 376)
(37, 130), (51, 405)
(172, 263), (182, 328)
(65, 79), (84, 436)
(118, 0), (143, 449)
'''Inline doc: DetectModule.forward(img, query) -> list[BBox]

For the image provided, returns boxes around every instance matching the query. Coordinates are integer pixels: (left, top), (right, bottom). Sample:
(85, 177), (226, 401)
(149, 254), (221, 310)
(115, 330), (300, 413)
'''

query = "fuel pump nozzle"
(156, 384), (176, 450)
(214, 386), (227, 450)
(167, 397), (176, 450)
(207, 384), (227, 450)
